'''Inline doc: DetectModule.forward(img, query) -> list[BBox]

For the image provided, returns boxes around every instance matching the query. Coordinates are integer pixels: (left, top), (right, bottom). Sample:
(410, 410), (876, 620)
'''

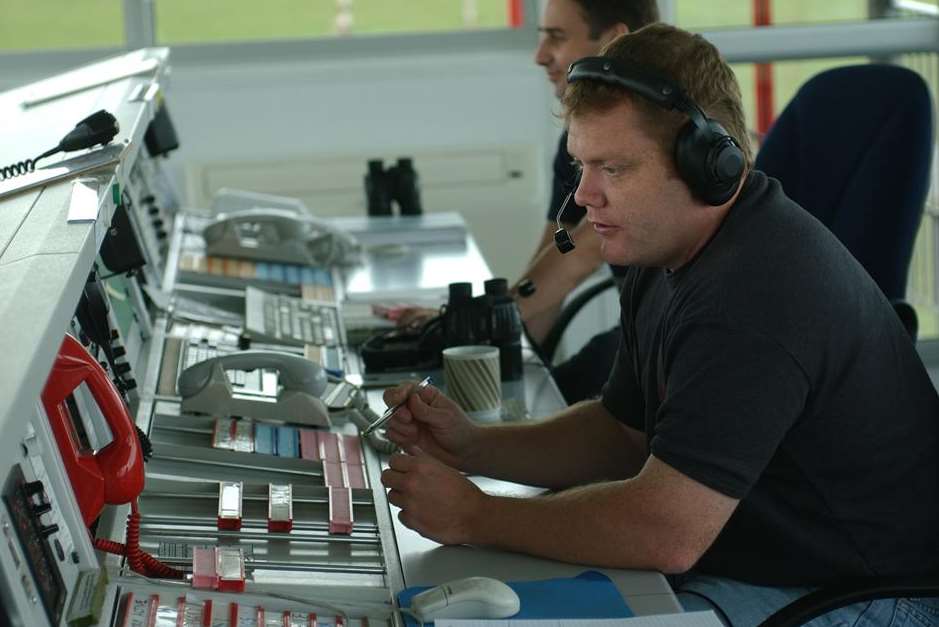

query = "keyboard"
(176, 338), (270, 395)
(244, 286), (341, 347)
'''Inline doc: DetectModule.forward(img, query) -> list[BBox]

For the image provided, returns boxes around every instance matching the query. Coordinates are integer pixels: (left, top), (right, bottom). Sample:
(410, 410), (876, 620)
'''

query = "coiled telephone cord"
(92, 500), (184, 579)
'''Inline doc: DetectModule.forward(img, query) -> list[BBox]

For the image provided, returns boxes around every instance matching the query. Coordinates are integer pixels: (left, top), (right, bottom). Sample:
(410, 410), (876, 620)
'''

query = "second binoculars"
(365, 157), (423, 216)
(443, 279), (523, 382)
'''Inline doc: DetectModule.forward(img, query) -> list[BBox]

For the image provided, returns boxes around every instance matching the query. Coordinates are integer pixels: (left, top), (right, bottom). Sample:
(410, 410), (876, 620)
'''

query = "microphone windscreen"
(554, 228), (576, 254)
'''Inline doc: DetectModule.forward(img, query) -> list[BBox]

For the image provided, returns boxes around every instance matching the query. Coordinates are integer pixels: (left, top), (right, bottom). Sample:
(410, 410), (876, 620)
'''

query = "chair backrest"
(754, 64), (934, 301)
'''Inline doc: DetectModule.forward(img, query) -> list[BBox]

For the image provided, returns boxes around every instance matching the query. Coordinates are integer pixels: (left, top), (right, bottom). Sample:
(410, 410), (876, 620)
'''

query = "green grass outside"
(0, 0), (875, 51)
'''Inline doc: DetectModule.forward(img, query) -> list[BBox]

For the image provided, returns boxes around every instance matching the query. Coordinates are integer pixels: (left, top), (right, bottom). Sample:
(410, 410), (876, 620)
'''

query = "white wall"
(165, 46), (563, 278)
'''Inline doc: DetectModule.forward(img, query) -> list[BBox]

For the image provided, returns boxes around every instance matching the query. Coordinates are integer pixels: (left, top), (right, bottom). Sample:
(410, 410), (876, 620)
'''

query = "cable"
(344, 393), (400, 454)
(92, 500), (185, 579)
(1, 110), (118, 181)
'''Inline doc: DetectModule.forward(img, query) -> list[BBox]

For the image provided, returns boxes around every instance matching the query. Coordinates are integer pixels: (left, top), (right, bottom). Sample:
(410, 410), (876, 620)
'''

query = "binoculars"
(364, 157), (423, 216)
(443, 279), (523, 382)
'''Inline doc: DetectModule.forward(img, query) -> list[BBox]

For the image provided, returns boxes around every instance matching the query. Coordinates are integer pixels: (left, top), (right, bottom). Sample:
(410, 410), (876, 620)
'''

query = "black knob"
(32, 501), (52, 516)
(123, 378), (138, 391)
(114, 362), (132, 375)
(23, 481), (45, 497)
(151, 218), (165, 230)
(142, 195), (155, 204)
(110, 329), (120, 341)
(112, 346), (126, 358)
(39, 524), (59, 538)
(147, 206), (160, 216)
(484, 278), (509, 297)
(156, 230), (168, 241)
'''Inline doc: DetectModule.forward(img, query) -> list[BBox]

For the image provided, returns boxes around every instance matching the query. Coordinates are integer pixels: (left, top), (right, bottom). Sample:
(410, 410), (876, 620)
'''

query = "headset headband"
(566, 56), (709, 131)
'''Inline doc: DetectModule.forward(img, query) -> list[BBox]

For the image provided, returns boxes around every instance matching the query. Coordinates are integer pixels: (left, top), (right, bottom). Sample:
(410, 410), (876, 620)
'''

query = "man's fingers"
(387, 452), (416, 472)
(382, 382), (416, 407)
(386, 488), (405, 508)
(404, 445), (432, 460)
(415, 384), (440, 407)
(381, 467), (407, 491)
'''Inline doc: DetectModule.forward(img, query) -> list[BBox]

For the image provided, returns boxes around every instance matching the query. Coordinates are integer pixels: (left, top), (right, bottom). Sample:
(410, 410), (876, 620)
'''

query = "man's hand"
(382, 382), (482, 470)
(393, 306), (438, 329)
(381, 447), (487, 545)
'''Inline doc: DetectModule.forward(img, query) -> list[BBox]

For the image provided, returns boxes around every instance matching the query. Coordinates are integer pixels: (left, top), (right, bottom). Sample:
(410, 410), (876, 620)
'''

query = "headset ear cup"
(674, 121), (712, 203)
(674, 121), (744, 206)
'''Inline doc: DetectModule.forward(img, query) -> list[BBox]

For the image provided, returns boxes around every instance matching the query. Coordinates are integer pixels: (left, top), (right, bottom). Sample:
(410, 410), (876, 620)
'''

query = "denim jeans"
(672, 573), (939, 627)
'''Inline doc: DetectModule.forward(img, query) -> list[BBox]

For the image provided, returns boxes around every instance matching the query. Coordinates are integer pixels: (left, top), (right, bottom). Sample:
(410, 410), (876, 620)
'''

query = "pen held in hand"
(361, 376), (433, 436)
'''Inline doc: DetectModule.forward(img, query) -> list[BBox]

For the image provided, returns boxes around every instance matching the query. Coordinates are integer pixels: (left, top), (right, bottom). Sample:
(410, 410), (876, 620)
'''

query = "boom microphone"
(553, 172), (581, 254)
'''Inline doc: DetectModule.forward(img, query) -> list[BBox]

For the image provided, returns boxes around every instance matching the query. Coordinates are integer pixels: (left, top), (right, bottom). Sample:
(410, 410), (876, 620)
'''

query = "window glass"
(0, 0), (123, 51)
(676, 0), (870, 31)
(154, 0), (510, 45)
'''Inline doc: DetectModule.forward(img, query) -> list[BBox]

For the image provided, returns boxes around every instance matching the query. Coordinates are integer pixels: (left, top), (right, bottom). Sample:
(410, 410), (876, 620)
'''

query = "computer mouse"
(409, 576), (521, 623)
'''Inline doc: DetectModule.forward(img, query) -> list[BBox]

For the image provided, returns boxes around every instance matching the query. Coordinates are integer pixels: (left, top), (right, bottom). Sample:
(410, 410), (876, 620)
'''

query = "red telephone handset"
(40, 334), (182, 579)
(41, 334), (144, 525)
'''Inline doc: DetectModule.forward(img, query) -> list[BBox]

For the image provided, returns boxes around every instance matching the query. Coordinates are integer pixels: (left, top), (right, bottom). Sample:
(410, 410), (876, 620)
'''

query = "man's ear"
(604, 22), (630, 43)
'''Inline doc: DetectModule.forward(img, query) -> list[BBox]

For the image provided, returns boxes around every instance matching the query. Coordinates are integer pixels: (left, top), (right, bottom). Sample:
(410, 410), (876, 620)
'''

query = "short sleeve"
(650, 320), (810, 499)
(600, 326), (644, 431)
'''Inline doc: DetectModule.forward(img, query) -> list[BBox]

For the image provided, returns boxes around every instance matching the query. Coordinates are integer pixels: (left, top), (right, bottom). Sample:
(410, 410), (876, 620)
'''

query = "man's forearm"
(517, 221), (606, 324)
(468, 477), (691, 573)
(462, 400), (647, 489)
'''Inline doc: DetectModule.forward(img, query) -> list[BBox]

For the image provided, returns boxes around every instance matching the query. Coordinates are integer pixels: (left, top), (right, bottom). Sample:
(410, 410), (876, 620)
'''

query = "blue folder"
(397, 571), (633, 626)
(254, 423), (276, 456)
(276, 426), (299, 458)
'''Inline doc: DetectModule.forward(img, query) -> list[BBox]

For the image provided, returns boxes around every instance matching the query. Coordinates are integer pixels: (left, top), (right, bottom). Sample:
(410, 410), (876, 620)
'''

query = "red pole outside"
(508, 0), (524, 28)
(753, 0), (775, 136)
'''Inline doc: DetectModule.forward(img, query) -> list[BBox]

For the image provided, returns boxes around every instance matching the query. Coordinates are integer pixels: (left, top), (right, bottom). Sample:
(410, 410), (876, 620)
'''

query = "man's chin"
(600, 245), (628, 267)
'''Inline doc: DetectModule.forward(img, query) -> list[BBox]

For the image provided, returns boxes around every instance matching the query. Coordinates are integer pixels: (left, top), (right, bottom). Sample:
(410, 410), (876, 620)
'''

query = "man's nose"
(534, 38), (550, 66)
(573, 170), (600, 208)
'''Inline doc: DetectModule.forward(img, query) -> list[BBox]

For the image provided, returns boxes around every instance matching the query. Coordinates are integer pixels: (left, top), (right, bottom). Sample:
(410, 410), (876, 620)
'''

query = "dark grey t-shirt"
(602, 170), (939, 586)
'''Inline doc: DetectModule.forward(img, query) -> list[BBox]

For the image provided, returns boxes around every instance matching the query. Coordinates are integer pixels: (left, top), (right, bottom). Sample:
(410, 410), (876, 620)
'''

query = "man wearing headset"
(398, 0), (659, 404)
(380, 24), (939, 626)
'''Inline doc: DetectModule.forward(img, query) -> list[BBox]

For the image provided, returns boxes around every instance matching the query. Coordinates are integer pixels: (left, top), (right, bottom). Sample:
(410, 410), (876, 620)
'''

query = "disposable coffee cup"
(442, 345), (502, 422)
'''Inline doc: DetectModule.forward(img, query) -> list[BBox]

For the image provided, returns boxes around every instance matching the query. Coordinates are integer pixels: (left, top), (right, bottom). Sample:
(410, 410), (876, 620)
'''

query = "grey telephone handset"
(203, 207), (360, 266)
(178, 349), (331, 427)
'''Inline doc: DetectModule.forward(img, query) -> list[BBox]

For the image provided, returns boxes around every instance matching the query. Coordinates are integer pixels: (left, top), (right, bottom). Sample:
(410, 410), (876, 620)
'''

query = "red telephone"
(41, 334), (181, 578)
(41, 333), (143, 525)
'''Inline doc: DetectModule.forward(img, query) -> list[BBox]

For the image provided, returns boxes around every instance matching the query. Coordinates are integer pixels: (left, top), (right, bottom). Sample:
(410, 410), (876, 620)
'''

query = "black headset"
(566, 56), (745, 206)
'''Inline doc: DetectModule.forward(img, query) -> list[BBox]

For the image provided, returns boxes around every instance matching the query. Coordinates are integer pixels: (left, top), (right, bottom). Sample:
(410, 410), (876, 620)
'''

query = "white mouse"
(409, 576), (521, 623)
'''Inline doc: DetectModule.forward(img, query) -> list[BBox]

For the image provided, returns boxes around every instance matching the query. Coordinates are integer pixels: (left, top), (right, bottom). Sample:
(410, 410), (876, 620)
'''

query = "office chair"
(754, 63), (934, 340)
(539, 276), (617, 365)
(754, 63), (937, 627)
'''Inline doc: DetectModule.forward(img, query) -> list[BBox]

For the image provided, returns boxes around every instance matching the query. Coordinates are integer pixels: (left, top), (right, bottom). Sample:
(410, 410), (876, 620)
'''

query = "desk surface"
(363, 352), (680, 616)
